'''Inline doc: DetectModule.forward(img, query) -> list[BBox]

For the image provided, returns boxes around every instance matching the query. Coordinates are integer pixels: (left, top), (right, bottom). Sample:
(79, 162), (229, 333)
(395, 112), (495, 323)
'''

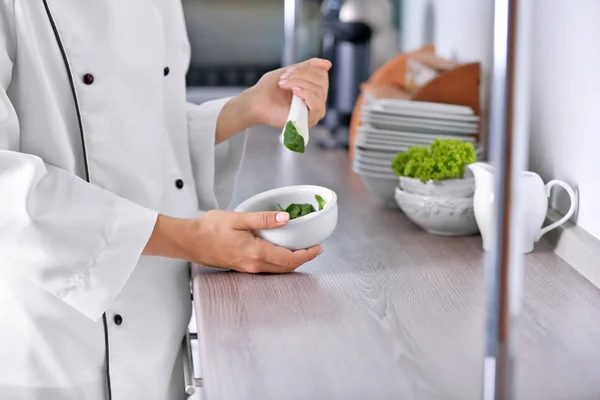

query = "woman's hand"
(215, 58), (331, 144)
(247, 58), (332, 129)
(144, 212), (323, 273)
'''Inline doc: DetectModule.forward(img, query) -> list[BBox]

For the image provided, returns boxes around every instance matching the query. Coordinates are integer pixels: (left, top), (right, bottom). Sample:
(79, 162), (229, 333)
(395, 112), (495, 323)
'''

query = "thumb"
(233, 211), (290, 231)
(300, 58), (332, 72)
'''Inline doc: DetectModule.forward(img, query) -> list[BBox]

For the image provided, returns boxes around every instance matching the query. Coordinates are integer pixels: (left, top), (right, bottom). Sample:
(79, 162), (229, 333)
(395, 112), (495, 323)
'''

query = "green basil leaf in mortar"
(276, 202), (316, 220)
(299, 203), (315, 217)
(315, 194), (326, 211)
(283, 121), (305, 153)
(276, 194), (325, 221)
(287, 204), (302, 219)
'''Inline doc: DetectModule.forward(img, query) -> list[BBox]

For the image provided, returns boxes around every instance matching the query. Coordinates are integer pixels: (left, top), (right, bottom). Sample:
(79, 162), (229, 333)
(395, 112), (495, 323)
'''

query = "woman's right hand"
(143, 211), (323, 273)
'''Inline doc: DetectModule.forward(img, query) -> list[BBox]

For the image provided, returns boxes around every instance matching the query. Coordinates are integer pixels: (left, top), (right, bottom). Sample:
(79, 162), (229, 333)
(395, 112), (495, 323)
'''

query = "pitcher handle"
(536, 180), (577, 241)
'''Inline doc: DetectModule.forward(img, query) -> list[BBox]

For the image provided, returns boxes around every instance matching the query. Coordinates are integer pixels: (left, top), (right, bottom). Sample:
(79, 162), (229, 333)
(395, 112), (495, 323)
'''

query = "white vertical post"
(482, 0), (532, 398)
(283, 0), (302, 66)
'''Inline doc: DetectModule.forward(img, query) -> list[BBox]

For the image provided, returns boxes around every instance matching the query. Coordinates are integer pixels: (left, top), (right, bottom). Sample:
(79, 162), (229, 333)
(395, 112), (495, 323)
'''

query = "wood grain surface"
(192, 127), (600, 400)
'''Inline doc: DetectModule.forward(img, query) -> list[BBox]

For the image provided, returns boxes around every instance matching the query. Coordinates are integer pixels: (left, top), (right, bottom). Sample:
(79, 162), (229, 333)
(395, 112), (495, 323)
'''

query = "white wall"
(528, 0), (600, 239)
(401, 0), (494, 110)
(402, 0), (600, 240)
(401, 0), (436, 51)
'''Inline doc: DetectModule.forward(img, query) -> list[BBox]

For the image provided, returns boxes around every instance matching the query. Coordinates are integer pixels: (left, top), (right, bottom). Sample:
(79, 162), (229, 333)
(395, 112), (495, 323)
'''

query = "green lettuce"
(391, 139), (477, 182)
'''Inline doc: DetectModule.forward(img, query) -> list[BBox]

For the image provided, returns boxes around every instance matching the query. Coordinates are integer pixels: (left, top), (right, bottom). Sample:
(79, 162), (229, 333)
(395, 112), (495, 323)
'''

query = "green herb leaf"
(391, 139), (477, 182)
(279, 201), (317, 220)
(283, 121), (305, 153)
(315, 194), (326, 211)
(285, 204), (302, 219)
(299, 204), (315, 216)
(277, 204), (285, 212)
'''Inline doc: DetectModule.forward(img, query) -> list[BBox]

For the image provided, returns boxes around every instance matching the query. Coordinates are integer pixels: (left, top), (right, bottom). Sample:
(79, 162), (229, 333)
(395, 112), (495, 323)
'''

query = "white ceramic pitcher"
(469, 162), (577, 254)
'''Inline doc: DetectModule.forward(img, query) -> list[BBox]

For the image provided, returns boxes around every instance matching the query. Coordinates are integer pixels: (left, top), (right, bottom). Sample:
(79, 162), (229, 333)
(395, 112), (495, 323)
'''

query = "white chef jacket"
(0, 1), (246, 399)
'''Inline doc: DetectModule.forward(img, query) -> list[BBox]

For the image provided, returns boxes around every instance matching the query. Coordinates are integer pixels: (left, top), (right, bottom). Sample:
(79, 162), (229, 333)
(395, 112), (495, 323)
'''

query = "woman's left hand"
(247, 58), (332, 129)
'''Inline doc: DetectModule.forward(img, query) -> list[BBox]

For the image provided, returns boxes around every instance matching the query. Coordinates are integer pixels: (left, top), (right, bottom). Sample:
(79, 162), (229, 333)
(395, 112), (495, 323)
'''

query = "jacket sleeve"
(0, 1), (158, 322)
(187, 98), (247, 211)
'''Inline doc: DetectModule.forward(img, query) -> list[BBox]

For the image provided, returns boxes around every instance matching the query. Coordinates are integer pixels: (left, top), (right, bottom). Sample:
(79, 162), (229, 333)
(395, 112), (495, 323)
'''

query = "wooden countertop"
(192, 127), (600, 400)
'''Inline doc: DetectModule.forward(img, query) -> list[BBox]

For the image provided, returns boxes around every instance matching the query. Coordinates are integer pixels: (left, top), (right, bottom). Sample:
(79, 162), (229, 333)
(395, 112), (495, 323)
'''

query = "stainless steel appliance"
(182, 0), (323, 103)
(318, 1), (372, 149)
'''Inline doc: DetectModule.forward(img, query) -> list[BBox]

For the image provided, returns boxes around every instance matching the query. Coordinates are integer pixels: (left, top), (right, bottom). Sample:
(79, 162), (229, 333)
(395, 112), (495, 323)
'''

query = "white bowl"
(394, 187), (479, 236)
(234, 185), (338, 250)
(399, 175), (475, 198)
(354, 169), (399, 208)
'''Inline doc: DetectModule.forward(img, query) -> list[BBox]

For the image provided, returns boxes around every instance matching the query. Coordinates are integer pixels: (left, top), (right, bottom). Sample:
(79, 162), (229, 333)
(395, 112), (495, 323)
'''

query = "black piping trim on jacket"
(101, 314), (113, 399)
(41, 1), (112, 399)
(41, 0), (90, 182)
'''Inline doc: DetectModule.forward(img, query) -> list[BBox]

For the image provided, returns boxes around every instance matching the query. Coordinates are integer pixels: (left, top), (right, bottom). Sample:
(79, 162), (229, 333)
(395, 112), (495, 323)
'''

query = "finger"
(279, 76), (324, 98)
(243, 260), (298, 274)
(233, 211), (290, 231)
(292, 85), (324, 107)
(291, 245), (324, 265)
(292, 88), (325, 124)
(280, 67), (328, 87)
(260, 240), (324, 268)
(297, 58), (332, 71)
(280, 69), (328, 98)
(282, 65), (329, 82)
(280, 78), (326, 118)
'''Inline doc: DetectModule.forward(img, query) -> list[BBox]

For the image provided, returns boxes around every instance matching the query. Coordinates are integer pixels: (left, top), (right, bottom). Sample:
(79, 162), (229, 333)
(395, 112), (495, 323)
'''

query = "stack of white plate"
(352, 99), (483, 207)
